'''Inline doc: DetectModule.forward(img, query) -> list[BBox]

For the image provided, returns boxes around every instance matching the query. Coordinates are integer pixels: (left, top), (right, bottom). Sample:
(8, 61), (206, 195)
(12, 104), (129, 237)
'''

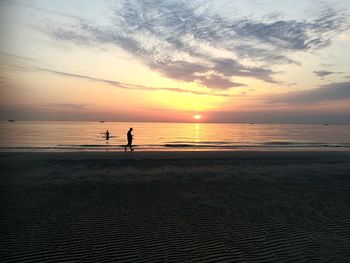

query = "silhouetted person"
(124, 128), (134, 151)
(105, 130), (110, 140)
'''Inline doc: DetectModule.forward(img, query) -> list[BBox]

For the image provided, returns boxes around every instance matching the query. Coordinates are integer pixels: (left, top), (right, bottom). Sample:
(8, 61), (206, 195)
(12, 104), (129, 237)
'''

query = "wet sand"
(1, 151), (350, 262)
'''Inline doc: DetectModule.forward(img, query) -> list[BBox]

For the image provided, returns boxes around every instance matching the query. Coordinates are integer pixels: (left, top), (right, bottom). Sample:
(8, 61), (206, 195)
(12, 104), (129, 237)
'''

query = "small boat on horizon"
(323, 123), (330, 126)
(99, 121), (105, 123)
(8, 119), (15, 122)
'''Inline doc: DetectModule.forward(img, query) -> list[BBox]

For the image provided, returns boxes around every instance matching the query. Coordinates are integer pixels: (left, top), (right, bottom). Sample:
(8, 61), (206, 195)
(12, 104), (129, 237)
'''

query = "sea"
(1, 121), (350, 152)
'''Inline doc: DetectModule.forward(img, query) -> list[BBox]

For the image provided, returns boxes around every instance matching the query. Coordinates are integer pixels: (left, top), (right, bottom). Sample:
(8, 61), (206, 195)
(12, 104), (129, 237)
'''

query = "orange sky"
(1, 0), (350, 123)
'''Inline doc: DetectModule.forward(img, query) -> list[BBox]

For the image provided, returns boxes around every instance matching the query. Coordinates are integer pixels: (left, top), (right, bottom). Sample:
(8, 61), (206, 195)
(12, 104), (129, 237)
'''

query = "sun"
(193, 114), (202, 120)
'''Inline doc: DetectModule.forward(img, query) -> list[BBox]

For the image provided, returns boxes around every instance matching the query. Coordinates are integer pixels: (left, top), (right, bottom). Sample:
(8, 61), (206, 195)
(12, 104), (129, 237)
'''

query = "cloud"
(33, 0), (348, 90)
(149, 60), (246, 89)
(268, 81), (350, 104)
(211, 58), (277, 83)
(1, 54), (236, 97)
(232, 8), (347, 50)
(0, 51), (37, 62)
(10, 0), (347, 93)
(196, 74), (245, 89)
(33, 67), (234, 97)
(314, 70), (343, 77)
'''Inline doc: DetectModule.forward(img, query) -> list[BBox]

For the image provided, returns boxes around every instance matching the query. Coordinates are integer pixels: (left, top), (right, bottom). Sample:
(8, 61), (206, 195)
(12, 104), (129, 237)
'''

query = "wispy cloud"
(34, 67), (234, 97)
(313, 70), (343, 77)
(32, 0), (348, 90)
(0, 50), (236, 97)
(0, 51), (37, 62)
(1, 52), (236, 97)
(268, 81), (350, 104)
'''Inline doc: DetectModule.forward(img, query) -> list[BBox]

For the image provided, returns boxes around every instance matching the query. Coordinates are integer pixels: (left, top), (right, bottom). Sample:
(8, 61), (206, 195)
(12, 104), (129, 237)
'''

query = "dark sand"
(1, 151), (350, 262)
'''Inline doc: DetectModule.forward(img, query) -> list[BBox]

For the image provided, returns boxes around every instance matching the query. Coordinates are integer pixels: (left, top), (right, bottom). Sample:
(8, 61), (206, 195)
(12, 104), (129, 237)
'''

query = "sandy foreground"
(1, 151), (350, 262)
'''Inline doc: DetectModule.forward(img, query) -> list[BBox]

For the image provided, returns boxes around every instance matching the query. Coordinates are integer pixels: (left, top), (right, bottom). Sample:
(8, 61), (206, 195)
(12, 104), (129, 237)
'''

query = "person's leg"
(127, 141), (132, 151)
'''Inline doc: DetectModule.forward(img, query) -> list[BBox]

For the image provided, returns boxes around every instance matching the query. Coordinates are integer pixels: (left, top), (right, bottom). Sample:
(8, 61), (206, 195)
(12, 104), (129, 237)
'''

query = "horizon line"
(2, 120), (349, 125)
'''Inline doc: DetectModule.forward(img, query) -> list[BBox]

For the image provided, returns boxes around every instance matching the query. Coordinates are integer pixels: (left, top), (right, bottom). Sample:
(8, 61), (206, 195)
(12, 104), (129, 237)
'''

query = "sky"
(0, 0), (349, 123)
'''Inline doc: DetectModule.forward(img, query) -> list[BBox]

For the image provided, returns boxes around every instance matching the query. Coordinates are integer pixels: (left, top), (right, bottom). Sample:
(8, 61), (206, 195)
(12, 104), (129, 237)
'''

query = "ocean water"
(0, 121), (350, 152)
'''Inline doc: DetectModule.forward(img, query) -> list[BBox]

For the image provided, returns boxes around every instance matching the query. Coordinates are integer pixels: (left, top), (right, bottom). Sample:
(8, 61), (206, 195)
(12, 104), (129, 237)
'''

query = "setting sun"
(193, 114), (202, 120)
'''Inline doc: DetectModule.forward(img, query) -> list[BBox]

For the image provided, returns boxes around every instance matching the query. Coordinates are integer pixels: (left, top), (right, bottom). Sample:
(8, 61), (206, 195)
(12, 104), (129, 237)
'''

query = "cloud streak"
(313, 70), (343, 77)
(34, 67), (234, 97)
(0, 51), (38, 62)
(268, 81), (350, 104)
(1, 53), (236, 97)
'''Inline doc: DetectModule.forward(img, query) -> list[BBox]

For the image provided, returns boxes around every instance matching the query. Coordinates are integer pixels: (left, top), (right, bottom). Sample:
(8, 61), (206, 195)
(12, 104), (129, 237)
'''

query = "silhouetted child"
(124, 128), (133, 151)
(105, 130), (110, 140)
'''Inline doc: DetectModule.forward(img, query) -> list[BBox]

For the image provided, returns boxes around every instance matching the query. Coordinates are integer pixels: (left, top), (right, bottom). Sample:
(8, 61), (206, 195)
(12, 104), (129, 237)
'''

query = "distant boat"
(8, 119), (15, 122)
(99, 121), (105, 123)
(323, 123), (330, 126)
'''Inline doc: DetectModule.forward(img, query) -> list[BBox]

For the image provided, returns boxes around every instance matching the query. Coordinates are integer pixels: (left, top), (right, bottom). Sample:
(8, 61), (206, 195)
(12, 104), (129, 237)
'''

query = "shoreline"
(1, 150), (350, 160)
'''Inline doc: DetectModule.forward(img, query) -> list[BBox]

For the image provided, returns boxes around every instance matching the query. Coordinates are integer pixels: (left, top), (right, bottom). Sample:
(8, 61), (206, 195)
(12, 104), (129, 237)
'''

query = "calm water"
(1, 121), (350, 152)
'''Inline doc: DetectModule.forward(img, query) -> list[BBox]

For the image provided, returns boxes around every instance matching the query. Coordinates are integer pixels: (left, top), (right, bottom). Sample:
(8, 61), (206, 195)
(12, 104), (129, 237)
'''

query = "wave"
(167, 141), (233, 145)
(164, 142), (350, 148)
(262, 141), (350, 146)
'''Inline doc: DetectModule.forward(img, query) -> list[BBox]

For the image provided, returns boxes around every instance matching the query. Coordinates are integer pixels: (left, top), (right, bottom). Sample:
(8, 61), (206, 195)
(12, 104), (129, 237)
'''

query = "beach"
(1, 151), (350, 262)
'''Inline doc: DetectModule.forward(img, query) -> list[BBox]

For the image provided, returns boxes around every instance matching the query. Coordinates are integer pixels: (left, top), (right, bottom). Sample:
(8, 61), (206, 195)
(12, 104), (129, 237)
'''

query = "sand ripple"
(1, 155), (350, 262)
